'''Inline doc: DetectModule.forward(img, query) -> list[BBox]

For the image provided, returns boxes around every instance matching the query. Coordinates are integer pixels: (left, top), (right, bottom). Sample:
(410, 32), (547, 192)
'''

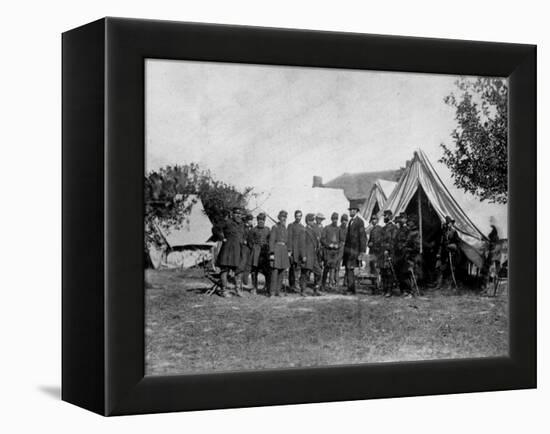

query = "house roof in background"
(321, 169), (403, 200)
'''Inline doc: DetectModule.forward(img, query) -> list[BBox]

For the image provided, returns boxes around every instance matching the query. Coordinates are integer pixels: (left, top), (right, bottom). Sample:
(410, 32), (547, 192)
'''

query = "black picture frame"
(62, 17), (536, 416)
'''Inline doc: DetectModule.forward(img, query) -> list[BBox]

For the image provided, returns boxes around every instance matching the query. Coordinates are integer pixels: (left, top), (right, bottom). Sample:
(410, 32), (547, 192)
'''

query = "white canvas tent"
(360, 179), (397, 222)
(250, 186), (350, 224)
(148, 195), (214, 269)
(380, 150), (487, 268)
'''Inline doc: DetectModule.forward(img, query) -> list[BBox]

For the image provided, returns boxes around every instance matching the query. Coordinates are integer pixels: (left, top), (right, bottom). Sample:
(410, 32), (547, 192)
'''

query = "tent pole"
(418, 186), (423, 254)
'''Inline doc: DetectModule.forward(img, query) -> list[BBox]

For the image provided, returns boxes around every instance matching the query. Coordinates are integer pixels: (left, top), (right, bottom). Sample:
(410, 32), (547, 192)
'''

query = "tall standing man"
(238, 213), (254, 290)
(394, 213), (412, 297)
(367, 214), (384, 294)
(342, 201), (367, 294)
(249, 213), (271, 295)
(300, 213), (323, 296)
(269, 210), (291, 296)
(287, 210), (305, 292)
(381, 210), (398, 297)
(337, 213), (349, 287)
(321, 212), (344, 292)
(312, 213), (326, 287)
(436, 215), (461, 289)
(216, 207), (245, 297)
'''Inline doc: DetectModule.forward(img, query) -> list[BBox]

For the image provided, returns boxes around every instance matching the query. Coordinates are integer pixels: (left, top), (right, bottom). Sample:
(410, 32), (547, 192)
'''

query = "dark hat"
(341, 213), (349, 221)
(257, 212), (266, 221)
(244, 213), (254, 221)
(383, 209), (393, 216)
(348, 199), (362, 211)
(370, 214), (379, 221)
(331, 212), (339, 220)
(294, 209), (303, 216)
(315, 212), (326, 220)
(305, 213), (315, 222)
(398, 212), (408, 219)
(445, 215), (455, 224)
(278, 210), (288, 219)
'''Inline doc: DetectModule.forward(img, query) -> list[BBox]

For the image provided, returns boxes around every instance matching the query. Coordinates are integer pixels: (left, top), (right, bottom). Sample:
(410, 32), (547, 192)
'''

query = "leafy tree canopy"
(440, 77), (508, 204)
(145, 163), (255, 247)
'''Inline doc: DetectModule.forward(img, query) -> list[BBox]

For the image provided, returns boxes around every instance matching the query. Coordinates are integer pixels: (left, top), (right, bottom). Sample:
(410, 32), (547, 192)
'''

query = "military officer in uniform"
(312, 213), (326, 287)
(216, 207), (245, 297)
(287, 210), (305, 292)
(405, 219), (422, 294)
(320, 212), (344, 292)
(238, 213), (254, 290)
(249, 213), (271, 295)
(367, 214), (384, 294)
(381, 210), (398, 297)
(337, 213), (349, 287)
(269, 210), (291, 296)
(436, 215), (461, 288)
(314, 213), (326, 233)
(300, 213), (323, 296)
(394, 213), (412, 297)
(342, 201), (367, 294)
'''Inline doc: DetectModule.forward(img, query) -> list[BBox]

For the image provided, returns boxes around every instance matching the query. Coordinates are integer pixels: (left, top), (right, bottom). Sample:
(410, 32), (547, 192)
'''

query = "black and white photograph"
(144, 59), (509, 376)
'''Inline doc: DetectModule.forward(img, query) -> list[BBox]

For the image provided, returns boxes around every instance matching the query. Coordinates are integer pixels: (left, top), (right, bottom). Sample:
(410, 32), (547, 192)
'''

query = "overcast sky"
(145, 59), (507, 236)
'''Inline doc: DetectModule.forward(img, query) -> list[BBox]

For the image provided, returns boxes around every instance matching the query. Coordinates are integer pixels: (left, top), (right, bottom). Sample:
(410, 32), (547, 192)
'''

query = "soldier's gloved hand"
(302, 257), (307, 263)
(288, 251), (292, 257)
(269, 254), (274, 261)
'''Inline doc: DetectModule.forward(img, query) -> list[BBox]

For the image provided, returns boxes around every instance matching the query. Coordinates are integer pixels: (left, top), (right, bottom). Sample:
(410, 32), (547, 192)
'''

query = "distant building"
(312, 169), (404, 206)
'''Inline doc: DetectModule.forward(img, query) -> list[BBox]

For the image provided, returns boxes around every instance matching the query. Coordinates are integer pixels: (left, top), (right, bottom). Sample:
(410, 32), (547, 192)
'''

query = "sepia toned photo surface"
(144, 59), (509, 376)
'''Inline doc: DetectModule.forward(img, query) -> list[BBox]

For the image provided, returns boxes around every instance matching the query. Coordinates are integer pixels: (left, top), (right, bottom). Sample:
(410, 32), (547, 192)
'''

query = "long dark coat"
(300, 225), (322, 273)
(338, 222), (348, 261)
(216, 217), (244, 268)
(343, 216), (367, 267)
(368, 225), (384, 254)
(381, 222), (398, 254)
(269, 223), (290, 270)
(321, 224), (344, 267)
(238, 226), (253, 273)
(250, 225), (270, 268)
(287, 221), (305, 261)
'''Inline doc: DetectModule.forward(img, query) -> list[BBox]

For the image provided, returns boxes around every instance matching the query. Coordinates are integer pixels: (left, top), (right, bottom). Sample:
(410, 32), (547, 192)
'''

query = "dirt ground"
(145, 268), (508, 376)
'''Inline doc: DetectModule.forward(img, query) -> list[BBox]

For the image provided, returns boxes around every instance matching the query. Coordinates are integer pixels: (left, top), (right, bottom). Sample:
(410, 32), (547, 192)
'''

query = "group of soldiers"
(366, 211), (459, 297)
(214, 201), (463, 298)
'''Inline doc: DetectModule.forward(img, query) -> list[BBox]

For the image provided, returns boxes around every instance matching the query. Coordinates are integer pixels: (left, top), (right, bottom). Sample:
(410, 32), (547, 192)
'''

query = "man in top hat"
(394, 212), (412, 297)
(249, 213), (271, 295)
(367, 214), (384, 294)
(381, 209), (398, 297)
(342, 200), (367, 294)
(269, 210), (291, 296)
(436, 215), (461, 288)
(321, 212), (345, 292)
(287, 210), (305, 292)
(300, 213), (323, 296)
(216, 207), (246, 297)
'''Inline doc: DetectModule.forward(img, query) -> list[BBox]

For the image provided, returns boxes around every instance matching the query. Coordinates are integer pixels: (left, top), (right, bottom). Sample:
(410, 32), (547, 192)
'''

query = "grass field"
(145, 268), (508, 376)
